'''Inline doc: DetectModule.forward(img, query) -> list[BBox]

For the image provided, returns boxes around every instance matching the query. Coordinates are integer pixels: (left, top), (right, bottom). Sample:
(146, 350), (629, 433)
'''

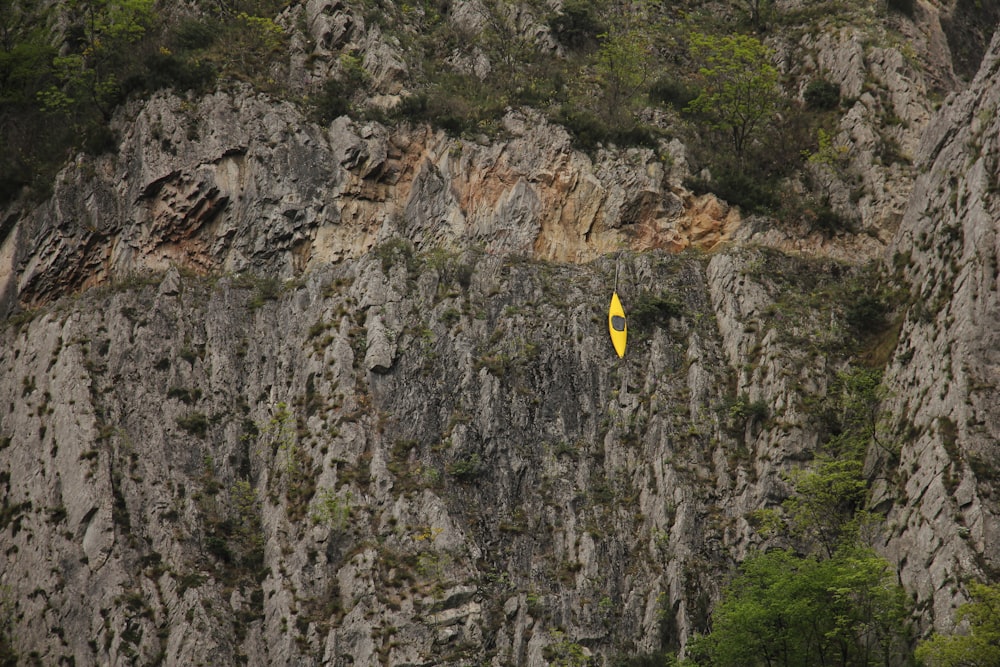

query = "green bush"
(446, 452), (483, 482)
(723, 393), (769, 436)
(803, 78), (840, 111)
(556, 105), (659, 151)
(173, 17), (219, 50)
(311, 78), (353, 124)
(177, 412), (210, 437)
(549, 0), (605, 51)
(685, 167), (780, 214)
(387, 73), (503, 137)
(808, 200), (856, 236)
(917, 582), (1000, 666)
(132, 51), (217, 94)
(630, 292), (684, 328)
(649, 76), (698, 109)
(845, 293), (888, 336)
(691, 548), (912, 666)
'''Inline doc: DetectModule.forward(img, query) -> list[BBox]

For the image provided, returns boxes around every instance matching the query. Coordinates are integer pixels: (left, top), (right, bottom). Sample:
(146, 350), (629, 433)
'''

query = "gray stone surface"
(2, 7), (1000, 665)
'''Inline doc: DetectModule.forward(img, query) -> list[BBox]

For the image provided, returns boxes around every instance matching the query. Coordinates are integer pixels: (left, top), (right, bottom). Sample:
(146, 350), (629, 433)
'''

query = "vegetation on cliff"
(3, 0), (1000, 665)
(0, 0), (931, 230)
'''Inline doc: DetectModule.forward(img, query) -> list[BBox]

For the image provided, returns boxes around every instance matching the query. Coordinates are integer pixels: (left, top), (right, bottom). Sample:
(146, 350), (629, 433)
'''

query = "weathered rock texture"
(876, 32), (1000, 629)
(0, 89), (738, 318)
(0, 240), (882, 665)
(2, 5), (1000, 667)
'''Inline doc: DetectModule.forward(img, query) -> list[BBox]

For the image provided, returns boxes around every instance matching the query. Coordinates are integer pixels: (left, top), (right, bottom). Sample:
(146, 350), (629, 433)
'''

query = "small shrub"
(723, 394), (770, 436)
(557, 105), (659, 151)
(173, 17), (218, 50)
(310, 488), (352, 530)
(373, 237), (415, 274)
(135, 50), (216, 94)
(205, 535), (232, 563)
(803, 79), (841, 111)
(685, 167), (780, 214)
(446, 452), (483, 482)
(650, 76), (698, 109)
(549, 0), (605, 51)
(845, 293), (888, 336)
(557, 106), (609, 150)
(310, 78), (352, 124)
(177, 412), (209, 437)
(631, 292), (684, 328)
(247, 276), (282, 309)
(808, 201), (856, 236)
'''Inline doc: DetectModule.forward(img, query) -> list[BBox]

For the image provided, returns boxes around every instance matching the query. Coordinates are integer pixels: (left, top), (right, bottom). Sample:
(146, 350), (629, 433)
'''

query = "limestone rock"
(3, 5), (1000, 665)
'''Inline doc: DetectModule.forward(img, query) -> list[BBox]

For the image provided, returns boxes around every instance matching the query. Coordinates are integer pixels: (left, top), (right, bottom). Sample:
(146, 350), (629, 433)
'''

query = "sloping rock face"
(0, 241), (883, 665)
(877, 32), (1000, 629)
(3, 10), (1000, 667)
(0, 90), (736, 319)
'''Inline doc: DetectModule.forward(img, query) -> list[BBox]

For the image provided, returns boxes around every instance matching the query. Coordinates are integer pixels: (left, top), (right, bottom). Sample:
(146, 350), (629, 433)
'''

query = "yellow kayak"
(608, 292), (627, 358)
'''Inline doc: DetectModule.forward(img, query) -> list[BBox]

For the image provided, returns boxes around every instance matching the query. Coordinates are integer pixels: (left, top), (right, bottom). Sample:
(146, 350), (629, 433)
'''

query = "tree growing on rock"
(685, 32), (779, 163)
(917, 582), (1000, 667)
(688, 547), (911, 666)
(37, 0), (155, 120)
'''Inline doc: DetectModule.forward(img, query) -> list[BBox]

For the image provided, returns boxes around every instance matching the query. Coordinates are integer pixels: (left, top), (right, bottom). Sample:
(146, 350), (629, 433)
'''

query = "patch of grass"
(247, 276), (283, 310)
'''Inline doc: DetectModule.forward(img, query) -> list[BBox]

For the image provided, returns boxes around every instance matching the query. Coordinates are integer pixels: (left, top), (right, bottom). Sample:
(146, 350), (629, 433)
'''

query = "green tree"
(917, 582), (1000, 667)
(783, 456), (869, 557)
(692, 547), (911, 666)
(0, 0), (55, 104)
(37, 0), (155, 119)
(0, 0), (60, 200)
(833, 367), (894, 457)
(594, 25), (652, 125)
(685, 32), (779, 162)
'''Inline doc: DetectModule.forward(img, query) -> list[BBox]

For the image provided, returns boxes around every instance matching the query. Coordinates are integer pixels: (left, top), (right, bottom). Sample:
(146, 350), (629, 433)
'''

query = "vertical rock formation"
(878, 32), (1000, 629)
(2, 4), (1000, 665)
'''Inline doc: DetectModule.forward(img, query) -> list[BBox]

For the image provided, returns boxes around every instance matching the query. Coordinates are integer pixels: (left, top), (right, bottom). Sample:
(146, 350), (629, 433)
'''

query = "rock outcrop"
(2, 3), (1000, 666)
(1, 91), (740, 319)
(877, 31), (1000, 629)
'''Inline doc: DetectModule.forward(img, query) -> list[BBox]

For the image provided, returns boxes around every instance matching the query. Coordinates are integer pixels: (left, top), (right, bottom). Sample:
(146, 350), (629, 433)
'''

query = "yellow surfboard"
(609, 292), (627, 358)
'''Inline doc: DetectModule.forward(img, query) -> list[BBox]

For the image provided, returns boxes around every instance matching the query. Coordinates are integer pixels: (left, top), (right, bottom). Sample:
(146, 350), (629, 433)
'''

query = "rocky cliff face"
(877, 32), (1000, 629)
(0, 88), (737, 319)
(2, 3), (1000, 665)
(0, 230), (879, 665)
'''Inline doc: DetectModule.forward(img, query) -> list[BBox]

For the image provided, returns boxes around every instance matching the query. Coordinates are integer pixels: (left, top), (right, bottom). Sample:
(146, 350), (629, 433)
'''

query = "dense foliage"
(665, 354), (923, 666)
(688, 547), (911, 667)
(0, 0), (287, 203)
(1, 0), (883, 219)
(685, 32), (779, 163)
(675, 455), (916, 666)
(916, 582), (1000, 667)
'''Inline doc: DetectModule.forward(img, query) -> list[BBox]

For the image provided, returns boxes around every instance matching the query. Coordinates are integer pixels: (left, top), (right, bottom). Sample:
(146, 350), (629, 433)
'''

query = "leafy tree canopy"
(37, 0), (156, 119)
(688, 547), (911, 667)
(685, 32), (779, 161)
(917, 582), (1000, 667)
